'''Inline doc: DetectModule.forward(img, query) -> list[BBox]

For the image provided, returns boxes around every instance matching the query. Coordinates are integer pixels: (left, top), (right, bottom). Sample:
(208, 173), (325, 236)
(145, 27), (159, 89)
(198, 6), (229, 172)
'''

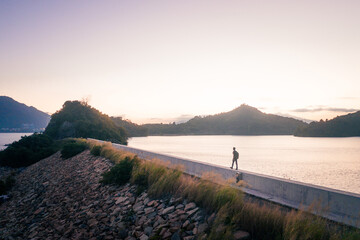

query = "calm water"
(0, 133), (29, 150)
(128, 135), (360, 194)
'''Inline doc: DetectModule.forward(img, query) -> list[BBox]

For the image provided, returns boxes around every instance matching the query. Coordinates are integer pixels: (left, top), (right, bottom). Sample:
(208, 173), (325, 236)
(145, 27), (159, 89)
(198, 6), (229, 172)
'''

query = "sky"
(0, 1), (359, 124)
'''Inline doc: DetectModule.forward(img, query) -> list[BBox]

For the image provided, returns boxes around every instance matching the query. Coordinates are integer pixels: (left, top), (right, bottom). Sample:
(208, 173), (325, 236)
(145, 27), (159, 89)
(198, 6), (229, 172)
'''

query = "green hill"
(0, 96), (50, 132)
(44, 101), (127, 144)
(144, 105), (307, 135)
(294, 111), (360, 137)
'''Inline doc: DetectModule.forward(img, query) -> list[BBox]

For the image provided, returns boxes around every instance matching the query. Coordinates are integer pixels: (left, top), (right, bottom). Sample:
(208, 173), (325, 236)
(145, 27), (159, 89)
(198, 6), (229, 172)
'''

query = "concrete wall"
(92, 139), (360, 228)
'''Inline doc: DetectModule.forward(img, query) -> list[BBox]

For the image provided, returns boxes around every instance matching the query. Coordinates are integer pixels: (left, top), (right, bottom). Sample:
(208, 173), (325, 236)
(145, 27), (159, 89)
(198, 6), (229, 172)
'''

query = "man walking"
(231, 147), (239, 170)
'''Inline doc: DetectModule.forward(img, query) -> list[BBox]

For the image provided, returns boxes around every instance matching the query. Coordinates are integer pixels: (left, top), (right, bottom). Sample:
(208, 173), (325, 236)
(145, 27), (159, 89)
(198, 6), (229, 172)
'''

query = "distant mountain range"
(0, 96), (50, 132)
(143, 105), (307, 136)
(294, 111), (360, 137)
(2, 96), (359, 137)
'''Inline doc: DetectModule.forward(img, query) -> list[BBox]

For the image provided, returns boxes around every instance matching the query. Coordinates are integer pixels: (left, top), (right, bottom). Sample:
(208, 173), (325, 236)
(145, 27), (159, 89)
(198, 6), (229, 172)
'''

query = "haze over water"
(129, 135), (360, 194)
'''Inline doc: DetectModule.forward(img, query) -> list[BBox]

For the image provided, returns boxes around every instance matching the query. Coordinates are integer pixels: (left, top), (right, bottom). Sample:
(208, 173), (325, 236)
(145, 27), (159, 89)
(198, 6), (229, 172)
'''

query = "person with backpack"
(230, 147), (239, 170)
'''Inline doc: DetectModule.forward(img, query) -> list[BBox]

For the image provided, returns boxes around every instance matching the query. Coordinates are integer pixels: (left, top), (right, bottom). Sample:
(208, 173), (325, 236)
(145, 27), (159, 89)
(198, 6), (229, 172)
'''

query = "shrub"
(100, 156), (139, 185)
(0, 175), (16, 195)
(90, 145), (102, 156)
(61, 140), (87, 159)
(0, 180), (5, 195)
(0, 133), (58, 168)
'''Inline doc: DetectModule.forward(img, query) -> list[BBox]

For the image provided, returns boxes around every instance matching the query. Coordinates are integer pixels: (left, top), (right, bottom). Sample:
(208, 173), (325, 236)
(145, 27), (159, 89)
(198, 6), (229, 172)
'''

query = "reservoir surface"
(0, 133), (29, 150)
(128, 135), (360, 194)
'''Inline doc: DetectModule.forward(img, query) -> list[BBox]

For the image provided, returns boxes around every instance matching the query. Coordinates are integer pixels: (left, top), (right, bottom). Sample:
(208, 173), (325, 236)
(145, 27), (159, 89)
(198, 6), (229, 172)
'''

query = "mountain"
(44, 100), (128, 144)
(294, 111), (360, 137)
(111, 117), (148, 137)
(0, 96), (50, 132)
(144, 104), (307, 135)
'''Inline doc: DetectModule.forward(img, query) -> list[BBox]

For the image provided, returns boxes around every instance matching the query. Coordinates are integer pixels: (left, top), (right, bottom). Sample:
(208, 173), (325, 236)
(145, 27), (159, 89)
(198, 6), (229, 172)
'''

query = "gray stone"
(161, 206), (175, 215)
(233, 230), (250, 240)
(182, 220), (190, 228)
(184, 202), (196, 211)
(187, 207), (199, 217)
(115, 197), (128, 204)
(144, 226), (153, 236)
(144, 207), (154, 215)
(175, 204), (184, 209)
(139, 234), (149, 240)
(162, 230), (172, 239)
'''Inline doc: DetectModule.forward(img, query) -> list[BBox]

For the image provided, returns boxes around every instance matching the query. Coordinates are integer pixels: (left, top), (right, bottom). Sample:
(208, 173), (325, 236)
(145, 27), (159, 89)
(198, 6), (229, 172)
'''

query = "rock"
(144, 207), (154, 215)
(115, 197), (128, 204)
(183, 236), (195, 240)
(139, 234), (149, 240)
(88, 218), (98, 227)
(187, 207), (199, 217)
(169, 197), (182, 205)
(144, 226), (153, 236)
(163, 230), (172, 239)
(147, 200), (157, 207)
(182, 220), (190, 228)
(175, 204), (184, 209)
(233, 230), (250, 240)
(28, 231), (38, 238)
(184, 202), (196, 211)
(157, 203), (165, 210)
(161, 206), (175, 215)
(160, 228), (167, 236)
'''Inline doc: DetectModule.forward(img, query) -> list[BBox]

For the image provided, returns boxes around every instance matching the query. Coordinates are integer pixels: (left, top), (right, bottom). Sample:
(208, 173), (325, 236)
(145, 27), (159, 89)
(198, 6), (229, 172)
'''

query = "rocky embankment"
(0, 150), (249, 240)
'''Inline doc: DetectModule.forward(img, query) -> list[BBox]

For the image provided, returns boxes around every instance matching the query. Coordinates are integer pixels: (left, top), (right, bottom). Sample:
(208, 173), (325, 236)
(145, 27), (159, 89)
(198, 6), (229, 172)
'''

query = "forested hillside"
(295, 111), (360, 137)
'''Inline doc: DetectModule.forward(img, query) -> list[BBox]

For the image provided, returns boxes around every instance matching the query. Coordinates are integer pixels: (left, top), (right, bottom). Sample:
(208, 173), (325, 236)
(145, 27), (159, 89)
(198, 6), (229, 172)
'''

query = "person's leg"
(231, 160), (234, 169)
(236, 160), (238, 170)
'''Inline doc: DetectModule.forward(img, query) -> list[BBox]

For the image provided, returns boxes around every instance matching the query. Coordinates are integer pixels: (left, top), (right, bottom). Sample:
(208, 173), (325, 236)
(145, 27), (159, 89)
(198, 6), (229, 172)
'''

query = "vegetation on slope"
(144, 105), (307, 136)
(0, 96), (50, 132)
(44, 100), (127, 144)
(60, 139), (88, 159)
(88, 140), (360, 240)
(0, 133), (59, 168)
(111, 117), (148, 137)
(0, 174), (15, 195)
(295, 111), (360, 137)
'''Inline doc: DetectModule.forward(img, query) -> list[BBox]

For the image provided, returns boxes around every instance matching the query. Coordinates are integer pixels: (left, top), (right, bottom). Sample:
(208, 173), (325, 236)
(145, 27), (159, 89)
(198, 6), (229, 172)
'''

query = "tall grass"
(87, 140), (360, 240)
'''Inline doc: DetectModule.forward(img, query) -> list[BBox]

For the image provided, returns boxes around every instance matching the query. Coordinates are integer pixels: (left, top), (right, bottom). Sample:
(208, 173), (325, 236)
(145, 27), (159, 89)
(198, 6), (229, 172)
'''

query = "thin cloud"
(337, 97), (360, 100)
(291, 107), (359, 113)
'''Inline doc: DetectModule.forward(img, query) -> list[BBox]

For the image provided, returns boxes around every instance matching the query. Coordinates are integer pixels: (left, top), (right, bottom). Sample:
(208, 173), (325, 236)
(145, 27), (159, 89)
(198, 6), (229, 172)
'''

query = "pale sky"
(0, 1), (359, 123)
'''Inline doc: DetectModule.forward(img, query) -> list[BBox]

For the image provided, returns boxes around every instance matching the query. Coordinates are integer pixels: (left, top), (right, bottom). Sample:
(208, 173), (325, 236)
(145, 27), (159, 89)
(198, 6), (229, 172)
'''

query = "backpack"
(234, 151), (239, 160)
